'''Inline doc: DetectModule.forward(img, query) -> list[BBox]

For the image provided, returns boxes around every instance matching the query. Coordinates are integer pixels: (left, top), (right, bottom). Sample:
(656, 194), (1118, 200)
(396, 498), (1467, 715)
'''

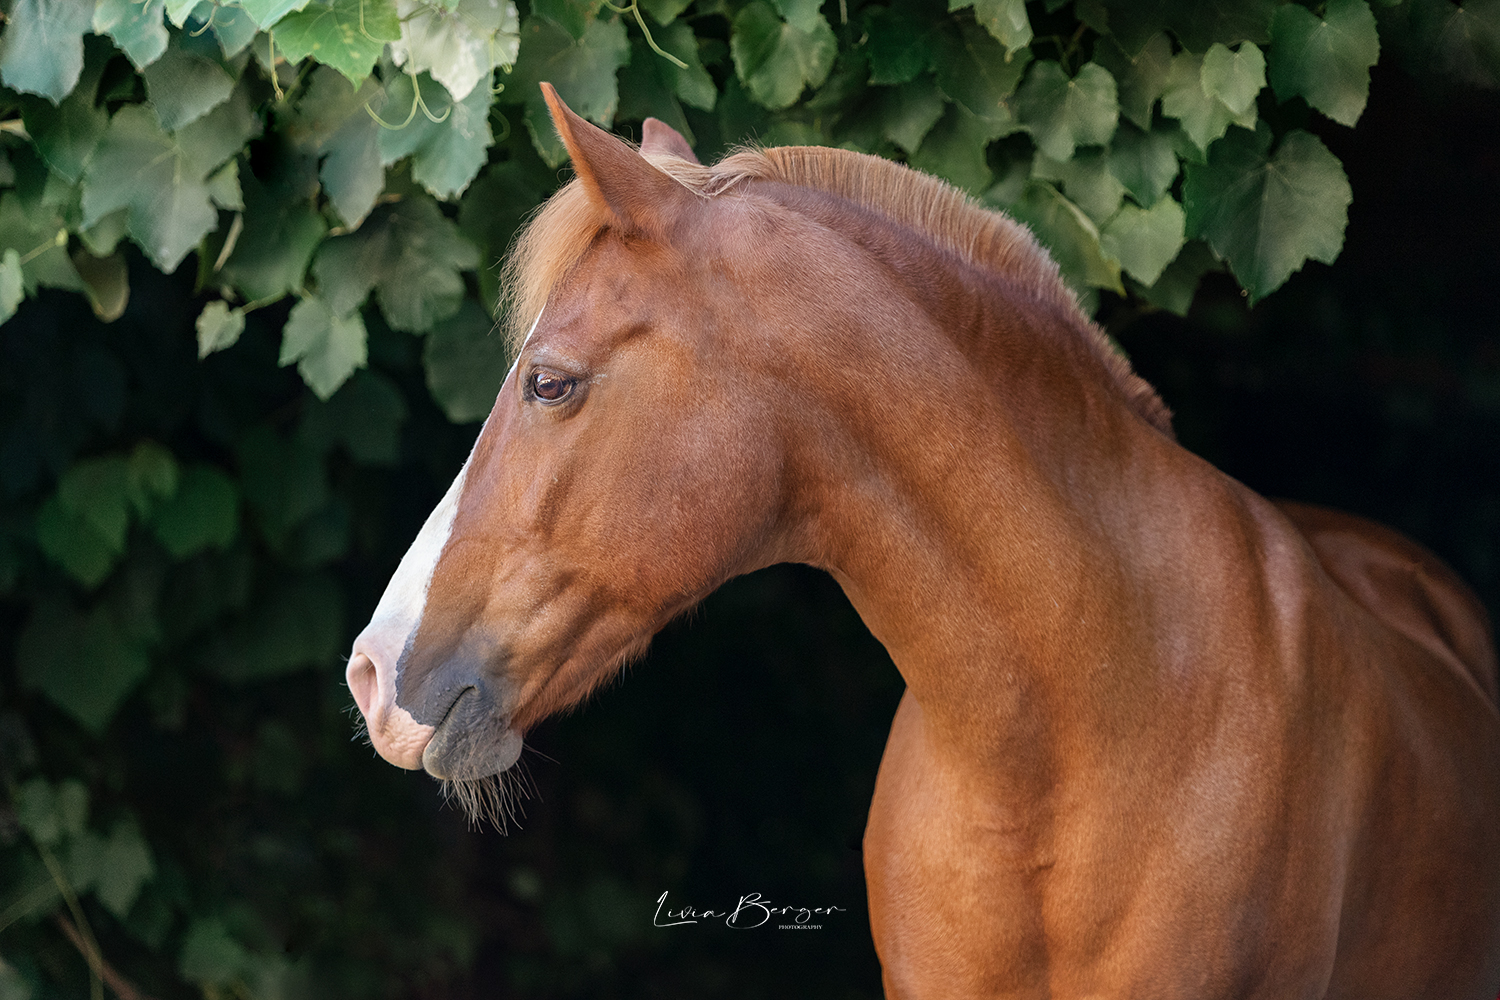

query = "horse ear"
(541, 83), (698, 237)
(641, 117), (699, 164)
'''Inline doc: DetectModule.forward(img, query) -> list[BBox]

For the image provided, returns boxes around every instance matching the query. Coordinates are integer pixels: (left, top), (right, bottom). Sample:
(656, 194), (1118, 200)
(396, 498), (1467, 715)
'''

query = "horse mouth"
(420, 686), (523, 780)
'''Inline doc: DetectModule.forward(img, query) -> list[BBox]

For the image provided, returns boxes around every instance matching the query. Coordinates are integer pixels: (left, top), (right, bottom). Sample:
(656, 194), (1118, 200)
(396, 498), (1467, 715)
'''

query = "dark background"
(2, 53), (1497, 1000)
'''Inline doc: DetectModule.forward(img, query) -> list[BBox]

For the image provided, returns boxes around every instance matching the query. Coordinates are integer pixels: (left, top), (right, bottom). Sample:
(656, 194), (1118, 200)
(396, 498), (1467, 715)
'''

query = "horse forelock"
(500, 142), (1173, 437)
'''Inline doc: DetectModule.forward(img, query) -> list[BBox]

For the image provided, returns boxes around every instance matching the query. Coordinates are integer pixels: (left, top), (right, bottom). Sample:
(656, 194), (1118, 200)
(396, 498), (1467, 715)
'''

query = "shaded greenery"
(0, 0), (1497, 997)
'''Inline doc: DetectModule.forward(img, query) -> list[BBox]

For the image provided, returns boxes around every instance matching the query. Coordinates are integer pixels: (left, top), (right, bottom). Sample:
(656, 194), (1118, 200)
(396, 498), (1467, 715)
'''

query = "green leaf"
(80, 106), (217, 273)
(655, 21), (718, 112)
(72, 247), (131, 321)
(1161, 50), (1256, 155)
(0, 249), (22, 325)
(17, 599), (152, 733)
(15, 777), (88, 847)
(771, 0), (825, 34)
(1108, 121), (1179, 207)
(1100, 195), (1186, 286)
(151, 465), (240, 557)
(862, 5), (933, 86)
(141, 35), (235, 132)
(1409, 0), (1500, 88)
(279, 295), (369, 400)
(179, 919), (253, 987)
(285, 67), (384, 226)
(311, 193), (480, 333)
(1100, 0), (1277, 55)
(1009, 179), (1122, 294)
(0, 191), (83, 294)
(1135, 238), (1221, 315)
(22, 54), (109, 183)
(1268, 0), (1381, 127)
(392, 0), (522, 102)
(377, 73), (496, 200)
(201, 574), (344, 681)
(93, 0), (170, 71)
(423, 300), (513, 423)
(878, 77), (948, 155)
(533, 0), (607, 39)
(209, 5), (260, 57)
(1183, 125), (1351, 303)
(911, 102), (1000, 193)
(1032, 148), (1124, 225)
(1015, 60), (1119, 161)
(504, 15), (631, 164)
(299, 369), (409, 464)
(274, 0), (401, 84)
(217, 171), (328, 301)
(730, 1), (838, 110)
(127, 441), (179, 517)
(196, 300), (246, 357)
(1092, 32), (1171, 131)
(237, 0), (313, 28)
(457, 158), (547, 314)
(932, 21), (1030, 129)
(206, 159), (243, 210)
(237, 426), (329, 544)
(95, 821), (155, 920)
(640, 0), (693, 25)
(617, 39), (697, 143)
(967, 0), (1032, 57)
(56, 455), (133, 555)
(175, 77), (264, 178)
(166, 0), (200, 27)
(1201, 41), (1265, 117)
(0, 0), (94, 102)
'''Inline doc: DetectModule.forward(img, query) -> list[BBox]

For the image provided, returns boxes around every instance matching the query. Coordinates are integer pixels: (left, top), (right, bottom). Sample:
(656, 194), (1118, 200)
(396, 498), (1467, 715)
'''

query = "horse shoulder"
(1274, 499), (1499, 706)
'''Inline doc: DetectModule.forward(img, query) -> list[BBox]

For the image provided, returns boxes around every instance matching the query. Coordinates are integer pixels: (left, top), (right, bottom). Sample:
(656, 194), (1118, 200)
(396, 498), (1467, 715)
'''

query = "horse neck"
(777, 224), (1265, 786)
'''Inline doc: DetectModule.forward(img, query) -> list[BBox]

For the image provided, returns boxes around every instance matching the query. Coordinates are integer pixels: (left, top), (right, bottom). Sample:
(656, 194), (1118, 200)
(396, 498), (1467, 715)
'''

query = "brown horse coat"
(348, 85), (1500, 998)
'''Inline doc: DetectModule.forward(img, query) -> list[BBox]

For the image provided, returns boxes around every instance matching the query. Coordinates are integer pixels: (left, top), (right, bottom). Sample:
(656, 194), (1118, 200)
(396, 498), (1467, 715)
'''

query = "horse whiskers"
(440, 749), (541, 833)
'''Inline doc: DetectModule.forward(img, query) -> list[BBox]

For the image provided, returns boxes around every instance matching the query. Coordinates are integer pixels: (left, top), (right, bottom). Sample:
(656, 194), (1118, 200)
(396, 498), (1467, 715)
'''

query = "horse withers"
(346, 83), (1500, 998)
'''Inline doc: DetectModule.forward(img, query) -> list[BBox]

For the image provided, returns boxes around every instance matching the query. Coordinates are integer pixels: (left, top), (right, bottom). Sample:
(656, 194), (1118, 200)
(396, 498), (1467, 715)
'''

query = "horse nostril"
(348, 652), (377, 718)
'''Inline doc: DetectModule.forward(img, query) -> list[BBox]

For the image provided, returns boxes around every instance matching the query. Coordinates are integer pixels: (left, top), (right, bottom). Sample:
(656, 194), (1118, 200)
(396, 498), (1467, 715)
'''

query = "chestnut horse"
(347, 83), (1500, 998)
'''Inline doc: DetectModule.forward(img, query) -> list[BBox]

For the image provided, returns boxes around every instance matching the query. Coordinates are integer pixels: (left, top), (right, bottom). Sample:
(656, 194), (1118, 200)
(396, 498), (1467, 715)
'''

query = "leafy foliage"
(0, 0), (1496, 997)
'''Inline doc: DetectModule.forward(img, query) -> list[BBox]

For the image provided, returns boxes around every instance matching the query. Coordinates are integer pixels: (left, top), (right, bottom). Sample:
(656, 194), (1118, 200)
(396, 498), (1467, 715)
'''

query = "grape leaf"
(949, 0), (1032, 57)
(236, 426), (329, 544)
(1410, 0), (1500, 88)
(641, 0), (693, 25)
(206, 159), (243, 210)
(72, 247), (131, 321)
(274, 0), (401, 84)
(1268, 0), (1380, 127)
(1015, 61), (1118, 161)
(1135, 238), (1221, 316)
(179, 919), (254, 987)
(617, 39), (698, 143)
(93, 0), (171, 71)
(932, 21), (1030, 130)
(862, 5), (934, 86)
(731, 1), (838, 111)
(0, 0), (94, 102)
(1100, 195), (1185, 286)
(22, 51), (109, 183)
(237, 0), (314, 28)
(423, 300), (513, 423)
(151, 465), (240, 556)
(0, 191), (84, 294)
(457, 158), (547, 314)
(392, 0), (522, 102)
(1161, 50), (1256, 155)
(201, 574), (344, 680)
(378, 72), (495, 200)
(312, 196), (480, 332)
(217, 170), (328, 301)
(1010, 180), (1122, 295)
(1092, 32), (1170, 131)
(196, 301), (246, 357)
(209, 5), (260, 57)
(1201, 41), (1265, 117)
(652, 20), (717, 112)
(17, 599), (151, 733)
(279, 294), (369, 400)
(1032, 148), (1124, 225)
(166, 0), (200, 27)
(0, 248), (23, 324)
(299, 369), (409, 464)
(879, 77), (948, 155)
(1108, 120), (1178, 207)
(504, 15), (631, 165)
(911, 102), (999, 193)
(80, 106), (219, 272)
(142, 37), (235, 132)
(284, 66), (385, 226)
(533, 0), (607, 39)
(95, 821), (155, 920)
(1183, 125), (1351, 303)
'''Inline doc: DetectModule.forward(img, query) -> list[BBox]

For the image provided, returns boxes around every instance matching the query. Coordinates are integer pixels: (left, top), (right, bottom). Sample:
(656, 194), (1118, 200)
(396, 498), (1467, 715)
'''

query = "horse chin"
(420, 688), (523, 780)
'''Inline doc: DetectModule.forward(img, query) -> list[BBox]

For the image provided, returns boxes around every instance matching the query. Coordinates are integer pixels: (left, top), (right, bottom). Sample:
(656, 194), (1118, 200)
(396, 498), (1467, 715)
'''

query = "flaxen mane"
(501, 143), (1173, 437)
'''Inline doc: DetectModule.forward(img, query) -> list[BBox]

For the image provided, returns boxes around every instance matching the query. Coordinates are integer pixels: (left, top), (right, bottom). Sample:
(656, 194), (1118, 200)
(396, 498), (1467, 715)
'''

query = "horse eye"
(530, 369), (576, 403)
